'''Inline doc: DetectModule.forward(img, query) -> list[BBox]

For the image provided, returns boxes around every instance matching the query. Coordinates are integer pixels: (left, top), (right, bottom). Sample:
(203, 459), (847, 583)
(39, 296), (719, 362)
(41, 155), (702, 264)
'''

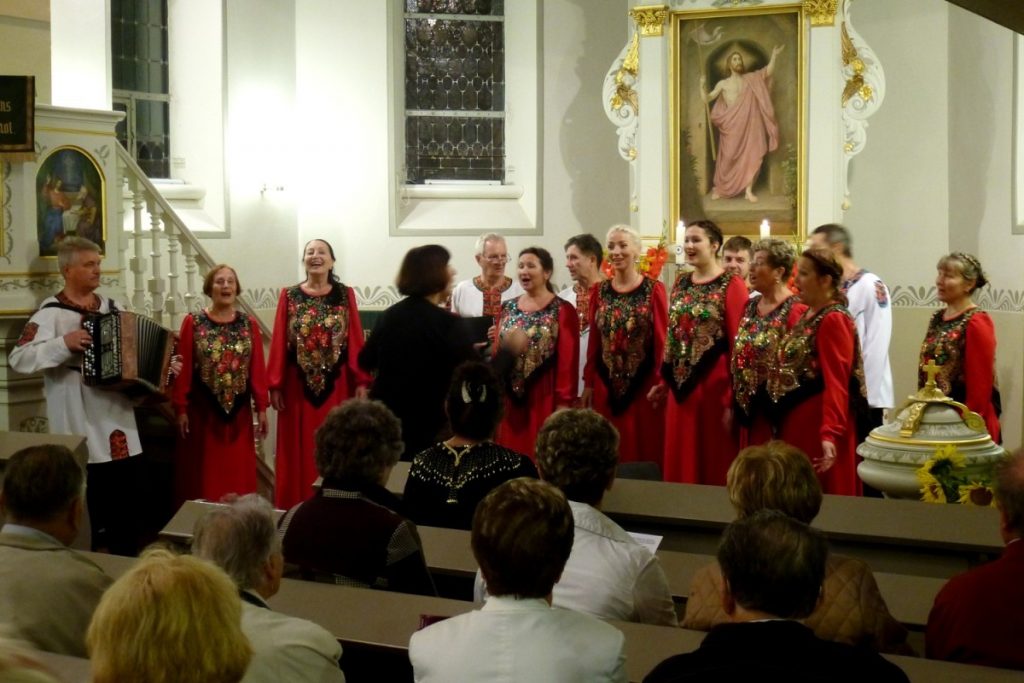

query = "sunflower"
(958, 483), (996, 507)
(917, 470), (947, 504)
(932, 443), (966, 469)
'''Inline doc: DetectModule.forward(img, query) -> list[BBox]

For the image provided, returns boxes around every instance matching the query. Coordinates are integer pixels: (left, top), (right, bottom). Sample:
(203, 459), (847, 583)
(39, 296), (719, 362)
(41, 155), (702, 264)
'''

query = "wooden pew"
(387, 462), (1004, 578)
(159, 500), (944, 630)
(83, 551), (1023, 683)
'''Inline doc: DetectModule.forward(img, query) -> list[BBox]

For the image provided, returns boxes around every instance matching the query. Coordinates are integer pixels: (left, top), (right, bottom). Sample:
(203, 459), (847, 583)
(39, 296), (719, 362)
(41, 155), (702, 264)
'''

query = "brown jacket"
(682, 554), (914, 655)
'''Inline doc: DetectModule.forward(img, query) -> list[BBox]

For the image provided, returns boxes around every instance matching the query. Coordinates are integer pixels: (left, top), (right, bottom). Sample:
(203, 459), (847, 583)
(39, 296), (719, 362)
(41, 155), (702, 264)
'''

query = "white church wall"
(167, 0), (226, 230)
(0, 3), (51, 104)
(844, 0), (1022, 448)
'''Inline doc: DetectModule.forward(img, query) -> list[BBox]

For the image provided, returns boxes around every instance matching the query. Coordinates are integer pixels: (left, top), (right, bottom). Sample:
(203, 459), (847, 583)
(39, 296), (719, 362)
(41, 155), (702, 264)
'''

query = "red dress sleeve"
(723, 275), (748, 344)
(650, 280), (668, 370)
(248, 317), (269, 412)
(555, 301), (581, 406)
(171, 313), (195, 416)
(583, 283), (601, 389)
(788, 301), (809, 327)
(266, 289), (289, 391)
(817, 311), (855, 445)
(721, 275), (749, 409)
(345, 287), (372, 389)
(964, 311), (999, 442)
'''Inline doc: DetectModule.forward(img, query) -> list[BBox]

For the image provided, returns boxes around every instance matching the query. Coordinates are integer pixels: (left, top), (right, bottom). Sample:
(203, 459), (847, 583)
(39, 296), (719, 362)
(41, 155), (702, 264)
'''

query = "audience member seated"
(403, 362), (537, 530)
(926, 449), (1024, 669)
(87, 548), (252, 683)
(0, 445), (112, 657)
(192, 494), (345, 683)
(532, 408), (677, 625)
(279, 399), (436, 595)
(682, 441), (910, 654)
(645, 511), (909, 682)
(0, 634), (63, 683)
(410, 478), (626, 682)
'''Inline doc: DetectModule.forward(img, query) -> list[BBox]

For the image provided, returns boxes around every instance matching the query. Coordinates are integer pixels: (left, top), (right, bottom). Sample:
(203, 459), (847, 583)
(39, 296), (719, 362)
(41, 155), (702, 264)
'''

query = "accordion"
(82, 311), (174, 393)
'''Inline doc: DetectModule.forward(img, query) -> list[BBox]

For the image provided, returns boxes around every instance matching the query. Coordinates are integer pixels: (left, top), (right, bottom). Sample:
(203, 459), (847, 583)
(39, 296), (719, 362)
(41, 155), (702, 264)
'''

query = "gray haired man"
(192, 494), (345, 683)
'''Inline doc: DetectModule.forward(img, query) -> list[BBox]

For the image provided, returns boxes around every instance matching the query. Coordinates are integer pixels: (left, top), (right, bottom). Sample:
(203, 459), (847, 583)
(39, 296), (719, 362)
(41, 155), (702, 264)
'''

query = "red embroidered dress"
(268, 284), (370, 508)
(585, 278), (667, 463)
(494, 296), (579, 459)
(918, 308), (1000, 442)
(660, 272), (748, 484)
(172, 310), (269, 504)
(731, 296), (807, 447)
(767, 303), (867, 496)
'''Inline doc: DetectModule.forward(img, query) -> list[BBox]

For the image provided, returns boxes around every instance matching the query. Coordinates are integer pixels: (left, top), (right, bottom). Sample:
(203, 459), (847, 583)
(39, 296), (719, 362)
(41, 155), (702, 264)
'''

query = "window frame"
(387, 0), (542, 237)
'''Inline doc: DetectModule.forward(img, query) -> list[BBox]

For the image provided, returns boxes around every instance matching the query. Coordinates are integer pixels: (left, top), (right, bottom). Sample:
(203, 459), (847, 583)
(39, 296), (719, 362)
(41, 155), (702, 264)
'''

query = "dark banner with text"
(0, 76), (35, 153)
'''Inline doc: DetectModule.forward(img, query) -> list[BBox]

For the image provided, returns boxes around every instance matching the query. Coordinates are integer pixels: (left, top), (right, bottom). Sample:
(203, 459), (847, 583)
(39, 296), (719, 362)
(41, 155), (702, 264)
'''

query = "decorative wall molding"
(888, 284), (1024, 313)
(0, 160), (10, 261)
(803, 0), (838, 27)
(603, 32), (640, 164)
(18, 416), (48, 433)
(0, 275), (119, 294)
(630, 5), (669, 38)
(839, 0), (885, 211)
(239, 285), (405, 312)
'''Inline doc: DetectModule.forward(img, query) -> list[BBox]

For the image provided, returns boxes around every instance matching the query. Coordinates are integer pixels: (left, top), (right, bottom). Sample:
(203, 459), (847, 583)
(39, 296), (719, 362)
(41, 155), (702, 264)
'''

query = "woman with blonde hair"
(919, 252), (1000, 442)
(87, 549), (251, 683)
(682, 441), (912, 655)
(582, 225), (667, 465)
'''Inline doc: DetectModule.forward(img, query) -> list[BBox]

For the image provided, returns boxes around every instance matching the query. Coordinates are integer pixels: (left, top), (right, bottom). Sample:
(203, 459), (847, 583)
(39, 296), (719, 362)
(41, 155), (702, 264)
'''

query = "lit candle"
(675, 220), (686, 265)
(759, 219), (770, 239)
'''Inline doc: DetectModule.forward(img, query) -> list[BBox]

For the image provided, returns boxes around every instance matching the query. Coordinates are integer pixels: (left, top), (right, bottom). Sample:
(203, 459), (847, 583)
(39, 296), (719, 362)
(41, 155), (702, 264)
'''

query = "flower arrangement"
(602, 222), (670, 281)
(916, 444), (996, 506)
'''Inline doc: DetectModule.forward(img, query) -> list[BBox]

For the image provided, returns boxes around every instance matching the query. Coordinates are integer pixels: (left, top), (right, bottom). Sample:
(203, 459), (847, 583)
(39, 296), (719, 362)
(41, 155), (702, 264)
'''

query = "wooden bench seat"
(386, 462), (1003, 578)
(81, 551), (1024, 683)
(159, 500), (946, 629)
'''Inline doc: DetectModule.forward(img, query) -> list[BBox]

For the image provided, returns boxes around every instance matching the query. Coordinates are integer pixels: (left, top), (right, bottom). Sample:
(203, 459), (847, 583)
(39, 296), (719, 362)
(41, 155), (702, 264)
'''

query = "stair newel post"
(129, 175), (147, 311)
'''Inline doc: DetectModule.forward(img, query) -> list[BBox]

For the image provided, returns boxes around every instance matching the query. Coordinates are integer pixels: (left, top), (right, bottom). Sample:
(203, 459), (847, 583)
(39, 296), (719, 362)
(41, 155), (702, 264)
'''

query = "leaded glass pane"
(405, 19), (504, 112)
(405, 0), (503, 16)
(406, 115), (504, 183)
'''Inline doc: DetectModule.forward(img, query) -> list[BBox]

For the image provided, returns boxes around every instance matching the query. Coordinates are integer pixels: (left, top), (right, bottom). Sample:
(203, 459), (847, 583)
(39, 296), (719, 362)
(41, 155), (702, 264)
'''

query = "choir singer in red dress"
(731, 239), (806, 448)
(494, 247), (579, 459)
(267, 239), (370, 509)
(649, 221), (748, 485)
(918, 252), (1000, 443)
(582, 225), (667, 465)
(767, 248), (867, 496)
(172, 264), (268, 504)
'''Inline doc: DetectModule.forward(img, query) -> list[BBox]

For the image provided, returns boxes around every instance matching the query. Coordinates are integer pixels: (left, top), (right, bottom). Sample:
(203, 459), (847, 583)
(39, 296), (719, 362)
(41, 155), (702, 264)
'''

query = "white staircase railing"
(114, 144), (271, 342)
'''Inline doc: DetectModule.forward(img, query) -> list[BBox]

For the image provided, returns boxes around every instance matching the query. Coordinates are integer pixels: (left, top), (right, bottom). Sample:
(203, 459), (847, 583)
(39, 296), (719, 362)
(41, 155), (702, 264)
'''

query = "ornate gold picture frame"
(669, 3), (806, 242)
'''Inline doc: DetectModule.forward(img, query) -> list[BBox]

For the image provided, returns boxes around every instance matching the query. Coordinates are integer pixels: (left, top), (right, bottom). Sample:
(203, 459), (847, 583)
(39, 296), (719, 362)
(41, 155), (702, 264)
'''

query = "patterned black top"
(403, 441), (538, 530)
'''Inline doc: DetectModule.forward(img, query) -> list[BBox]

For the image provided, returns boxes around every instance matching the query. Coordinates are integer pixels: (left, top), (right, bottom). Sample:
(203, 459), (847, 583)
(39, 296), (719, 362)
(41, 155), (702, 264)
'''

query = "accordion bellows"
(82, 311), (174, 394)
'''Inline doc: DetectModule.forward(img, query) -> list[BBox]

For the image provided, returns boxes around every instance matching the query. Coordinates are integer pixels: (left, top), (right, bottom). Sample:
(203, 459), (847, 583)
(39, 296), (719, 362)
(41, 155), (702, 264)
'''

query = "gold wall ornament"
(611, 32), (640, 114)
(803, 0), (838, 27)
(630, 4), (669, 38)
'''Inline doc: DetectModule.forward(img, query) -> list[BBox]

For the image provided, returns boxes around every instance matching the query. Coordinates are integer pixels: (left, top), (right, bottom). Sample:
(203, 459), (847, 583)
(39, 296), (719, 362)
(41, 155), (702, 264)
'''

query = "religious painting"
(670, 4), (805, 242)
(35, 146), (106, 257)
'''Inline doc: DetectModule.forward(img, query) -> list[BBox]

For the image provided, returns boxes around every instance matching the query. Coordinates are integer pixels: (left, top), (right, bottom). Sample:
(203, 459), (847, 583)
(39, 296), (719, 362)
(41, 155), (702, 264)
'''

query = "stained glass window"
(404, 0), (505, 184)
(111, 0), (171, 178)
